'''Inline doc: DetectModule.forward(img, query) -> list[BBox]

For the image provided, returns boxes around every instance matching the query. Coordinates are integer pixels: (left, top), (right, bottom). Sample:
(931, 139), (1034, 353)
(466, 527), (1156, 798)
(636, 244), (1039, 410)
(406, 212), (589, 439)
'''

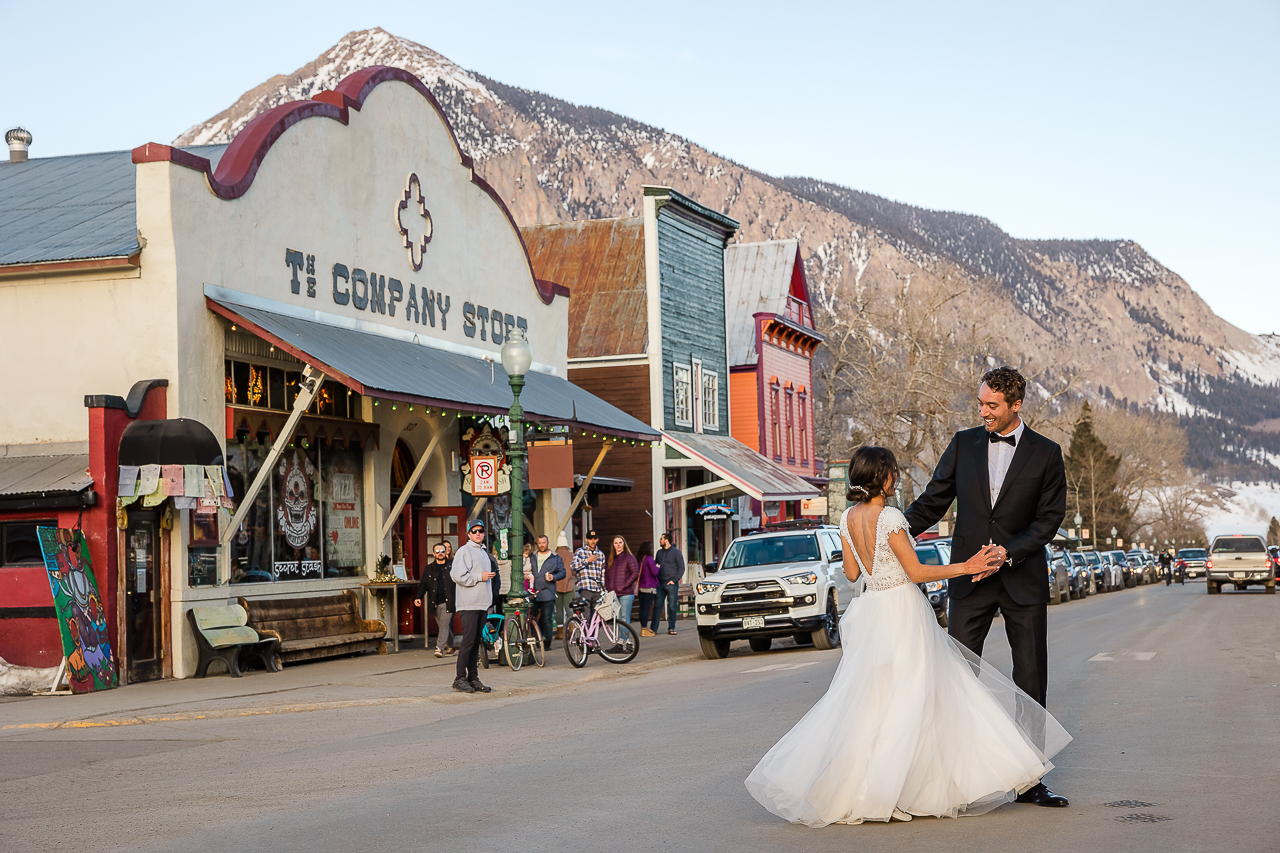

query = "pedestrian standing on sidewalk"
(451, 520), (496, 694)
(554, 532), (577, 640)
(605, 535), (640, 626)
(414, 543), (456, 658)
(572, 530), (606, 606)
(654, 532), (686, 635)
(527, 535), (565, 650)
(636, 541), (659, 637)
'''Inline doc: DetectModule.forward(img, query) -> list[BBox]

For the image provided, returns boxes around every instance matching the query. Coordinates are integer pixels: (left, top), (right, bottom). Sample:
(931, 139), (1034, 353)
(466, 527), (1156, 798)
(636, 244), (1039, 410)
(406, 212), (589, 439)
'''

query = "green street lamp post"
(501, 326), (534, 625)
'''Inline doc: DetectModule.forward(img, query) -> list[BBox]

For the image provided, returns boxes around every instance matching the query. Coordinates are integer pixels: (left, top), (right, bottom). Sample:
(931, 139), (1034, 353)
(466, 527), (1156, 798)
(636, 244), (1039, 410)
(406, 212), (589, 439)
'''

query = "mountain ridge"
(175, 27), (1280, 481)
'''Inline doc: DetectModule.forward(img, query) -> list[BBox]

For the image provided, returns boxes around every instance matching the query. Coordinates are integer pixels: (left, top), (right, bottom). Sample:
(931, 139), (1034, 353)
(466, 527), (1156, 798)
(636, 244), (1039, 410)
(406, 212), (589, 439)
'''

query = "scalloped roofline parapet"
(131, 65), (568, 306)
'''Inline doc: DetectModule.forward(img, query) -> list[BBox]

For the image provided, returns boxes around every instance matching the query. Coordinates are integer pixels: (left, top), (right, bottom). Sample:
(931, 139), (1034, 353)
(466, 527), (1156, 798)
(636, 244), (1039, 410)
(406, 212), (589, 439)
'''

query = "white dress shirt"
(988, 418), (1025, 506)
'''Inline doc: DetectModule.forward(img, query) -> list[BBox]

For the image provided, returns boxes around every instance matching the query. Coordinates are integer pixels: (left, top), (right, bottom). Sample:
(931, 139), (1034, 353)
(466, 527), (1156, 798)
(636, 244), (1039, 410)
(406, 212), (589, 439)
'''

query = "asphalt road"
(3, 579), (1278, 852)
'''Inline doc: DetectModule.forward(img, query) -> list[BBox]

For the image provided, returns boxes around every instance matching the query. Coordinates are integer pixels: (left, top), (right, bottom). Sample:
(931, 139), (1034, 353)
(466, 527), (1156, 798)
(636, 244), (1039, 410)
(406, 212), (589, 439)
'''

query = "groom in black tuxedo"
(904, 366), (1069, 807)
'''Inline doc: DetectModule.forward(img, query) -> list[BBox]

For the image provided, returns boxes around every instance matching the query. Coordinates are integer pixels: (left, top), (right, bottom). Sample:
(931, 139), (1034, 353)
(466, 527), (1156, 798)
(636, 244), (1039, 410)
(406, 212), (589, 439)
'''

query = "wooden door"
(125, 511), (163, 682)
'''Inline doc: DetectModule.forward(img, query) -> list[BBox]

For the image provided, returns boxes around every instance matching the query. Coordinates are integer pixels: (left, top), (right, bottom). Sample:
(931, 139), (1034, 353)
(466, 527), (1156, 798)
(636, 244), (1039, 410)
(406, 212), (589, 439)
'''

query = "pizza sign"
(472, 456), (498, 496)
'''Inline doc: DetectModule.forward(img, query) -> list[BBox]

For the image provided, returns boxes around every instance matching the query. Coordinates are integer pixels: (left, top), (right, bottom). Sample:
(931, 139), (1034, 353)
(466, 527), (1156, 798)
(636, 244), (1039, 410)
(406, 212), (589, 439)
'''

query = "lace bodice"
(840, 506), (916, 592)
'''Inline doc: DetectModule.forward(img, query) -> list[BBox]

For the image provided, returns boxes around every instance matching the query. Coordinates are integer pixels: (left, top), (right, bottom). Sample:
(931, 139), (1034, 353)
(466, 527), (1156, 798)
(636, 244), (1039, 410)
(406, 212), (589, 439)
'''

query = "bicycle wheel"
(565, 618), (589, 668)
(528, 618), (546, 667)
(503, 613), (525, 671)
(596, 619), (639, 664)
(480, 640), (490, 669)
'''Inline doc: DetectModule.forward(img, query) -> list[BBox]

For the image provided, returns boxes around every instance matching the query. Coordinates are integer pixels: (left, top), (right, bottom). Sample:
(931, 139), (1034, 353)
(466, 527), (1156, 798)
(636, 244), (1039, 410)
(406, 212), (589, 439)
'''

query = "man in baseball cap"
(571, 529), (606, 605)
(450, 518), (496, 693)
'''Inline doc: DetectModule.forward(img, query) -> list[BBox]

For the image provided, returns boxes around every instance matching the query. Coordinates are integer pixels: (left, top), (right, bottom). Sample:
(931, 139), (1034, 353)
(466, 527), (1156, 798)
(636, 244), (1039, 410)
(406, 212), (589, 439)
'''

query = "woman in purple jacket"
(635, 541), (659, 637)
(605, 535), (640, 626)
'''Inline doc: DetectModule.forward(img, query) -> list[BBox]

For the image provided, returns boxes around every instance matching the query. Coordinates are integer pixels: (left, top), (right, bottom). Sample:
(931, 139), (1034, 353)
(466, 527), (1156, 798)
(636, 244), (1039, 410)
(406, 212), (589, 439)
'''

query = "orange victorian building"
(724, 240), (826, 529)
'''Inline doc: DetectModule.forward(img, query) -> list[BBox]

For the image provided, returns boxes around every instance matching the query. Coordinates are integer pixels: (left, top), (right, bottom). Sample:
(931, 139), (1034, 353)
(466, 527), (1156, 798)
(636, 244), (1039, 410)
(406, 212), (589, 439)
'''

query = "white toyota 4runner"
(694, 526), (856, 660)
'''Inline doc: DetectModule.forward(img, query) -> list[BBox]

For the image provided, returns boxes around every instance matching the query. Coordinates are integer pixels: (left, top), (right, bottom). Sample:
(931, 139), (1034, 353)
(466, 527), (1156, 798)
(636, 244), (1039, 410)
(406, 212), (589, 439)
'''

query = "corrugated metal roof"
(0, 145), (226, 266)
(723, 240), (798, 367)
(207, 291), (659, 439)
(0, 454), (92, 497)
(521, 218), (648, 359)
(663, 432), (817, 502)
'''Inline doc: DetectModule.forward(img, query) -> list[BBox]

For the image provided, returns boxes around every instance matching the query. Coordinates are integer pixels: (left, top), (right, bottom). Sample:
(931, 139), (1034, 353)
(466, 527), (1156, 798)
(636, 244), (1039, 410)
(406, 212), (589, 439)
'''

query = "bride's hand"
(963, 545), (1002, 578)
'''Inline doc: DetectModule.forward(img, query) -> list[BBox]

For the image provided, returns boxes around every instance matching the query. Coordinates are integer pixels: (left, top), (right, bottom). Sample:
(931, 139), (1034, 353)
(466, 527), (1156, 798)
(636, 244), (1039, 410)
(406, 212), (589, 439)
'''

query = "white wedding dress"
(745, 506), (1071, 826)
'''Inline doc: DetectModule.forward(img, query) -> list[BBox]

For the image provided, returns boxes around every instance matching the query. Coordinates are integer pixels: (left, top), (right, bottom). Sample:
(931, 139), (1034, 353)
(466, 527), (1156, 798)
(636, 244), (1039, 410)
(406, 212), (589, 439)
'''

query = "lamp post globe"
(500, 327), (532, 643)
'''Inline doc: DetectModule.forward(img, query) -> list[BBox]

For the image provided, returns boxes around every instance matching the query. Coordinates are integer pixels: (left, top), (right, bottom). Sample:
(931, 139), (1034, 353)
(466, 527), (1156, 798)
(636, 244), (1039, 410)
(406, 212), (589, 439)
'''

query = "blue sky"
(5, 1), (1276, 334)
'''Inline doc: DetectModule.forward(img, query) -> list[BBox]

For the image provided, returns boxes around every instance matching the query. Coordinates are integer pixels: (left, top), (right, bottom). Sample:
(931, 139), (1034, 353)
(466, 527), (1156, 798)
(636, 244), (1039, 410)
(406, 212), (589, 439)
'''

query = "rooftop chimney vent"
(6, 127), (33, 163)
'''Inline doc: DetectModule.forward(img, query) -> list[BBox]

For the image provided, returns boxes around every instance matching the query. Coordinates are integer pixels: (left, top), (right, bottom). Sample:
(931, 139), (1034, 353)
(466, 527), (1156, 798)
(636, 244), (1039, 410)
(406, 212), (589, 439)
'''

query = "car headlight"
(695, 582), (721, 596)
(924, 581), (945, 592)
(784, 572), (818, 585)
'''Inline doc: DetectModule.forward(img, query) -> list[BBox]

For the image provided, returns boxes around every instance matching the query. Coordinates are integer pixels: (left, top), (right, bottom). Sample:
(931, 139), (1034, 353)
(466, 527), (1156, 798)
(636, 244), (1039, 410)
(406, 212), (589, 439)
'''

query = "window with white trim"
(673, 362), (693, 427)
(701, 370), (719, 431)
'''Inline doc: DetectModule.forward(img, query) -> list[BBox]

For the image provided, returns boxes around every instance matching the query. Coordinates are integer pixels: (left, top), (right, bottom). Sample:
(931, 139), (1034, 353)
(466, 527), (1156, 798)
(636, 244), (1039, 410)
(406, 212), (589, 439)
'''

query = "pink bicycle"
(564, 595), (639, 667)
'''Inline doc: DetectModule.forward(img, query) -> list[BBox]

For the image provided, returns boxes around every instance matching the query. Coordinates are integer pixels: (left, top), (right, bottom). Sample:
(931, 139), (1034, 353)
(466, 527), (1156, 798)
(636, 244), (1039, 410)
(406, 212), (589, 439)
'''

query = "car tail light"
(1206, 559), (1213, 570)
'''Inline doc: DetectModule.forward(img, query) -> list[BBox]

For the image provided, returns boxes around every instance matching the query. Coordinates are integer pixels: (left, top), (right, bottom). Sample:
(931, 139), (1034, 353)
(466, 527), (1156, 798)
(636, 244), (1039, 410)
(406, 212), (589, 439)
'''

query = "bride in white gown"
(746, 446), (1071, 827)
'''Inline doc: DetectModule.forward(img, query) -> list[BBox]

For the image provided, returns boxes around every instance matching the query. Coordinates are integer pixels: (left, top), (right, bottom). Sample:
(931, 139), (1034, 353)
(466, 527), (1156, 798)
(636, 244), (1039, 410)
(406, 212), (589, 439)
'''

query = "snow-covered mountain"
(176, 28), (1280, 480)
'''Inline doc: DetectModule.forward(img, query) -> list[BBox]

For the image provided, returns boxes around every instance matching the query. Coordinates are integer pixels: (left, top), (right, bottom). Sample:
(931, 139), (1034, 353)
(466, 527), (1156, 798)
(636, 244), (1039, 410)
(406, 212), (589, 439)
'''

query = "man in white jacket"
(451, 520), (496, 694)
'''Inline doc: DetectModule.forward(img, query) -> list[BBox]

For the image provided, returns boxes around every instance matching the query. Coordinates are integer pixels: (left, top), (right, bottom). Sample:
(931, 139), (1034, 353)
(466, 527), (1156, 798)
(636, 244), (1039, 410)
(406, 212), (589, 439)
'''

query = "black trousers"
(948, 573), (1049, 707)
(456, 610), (484, 681)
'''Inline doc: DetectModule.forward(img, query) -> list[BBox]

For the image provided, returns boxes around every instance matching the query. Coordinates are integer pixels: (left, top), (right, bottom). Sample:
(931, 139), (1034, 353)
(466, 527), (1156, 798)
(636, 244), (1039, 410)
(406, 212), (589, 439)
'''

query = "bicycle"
(501, 597), (546, 671)
(564, 593), (639, 667)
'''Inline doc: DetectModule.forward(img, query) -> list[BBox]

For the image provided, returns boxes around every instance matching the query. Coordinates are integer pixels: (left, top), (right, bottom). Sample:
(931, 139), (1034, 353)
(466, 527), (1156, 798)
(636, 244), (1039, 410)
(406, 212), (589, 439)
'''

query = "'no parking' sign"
(472, 456), (498, 495)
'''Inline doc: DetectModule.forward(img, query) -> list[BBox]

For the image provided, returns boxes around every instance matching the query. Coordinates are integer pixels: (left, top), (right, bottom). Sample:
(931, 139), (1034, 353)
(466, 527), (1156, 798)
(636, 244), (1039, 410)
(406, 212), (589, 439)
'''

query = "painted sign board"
(801, 497), (828, 517)
(37, 527), (117, 693)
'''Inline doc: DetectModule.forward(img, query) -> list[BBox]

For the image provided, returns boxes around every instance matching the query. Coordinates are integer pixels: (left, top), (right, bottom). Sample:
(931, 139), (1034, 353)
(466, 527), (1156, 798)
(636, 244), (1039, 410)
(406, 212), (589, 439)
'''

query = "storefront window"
(224, 360), (360, 418)
(273, 446), (322, 581)
(323, 447), (363, 577)
(226, 437), (363, 583)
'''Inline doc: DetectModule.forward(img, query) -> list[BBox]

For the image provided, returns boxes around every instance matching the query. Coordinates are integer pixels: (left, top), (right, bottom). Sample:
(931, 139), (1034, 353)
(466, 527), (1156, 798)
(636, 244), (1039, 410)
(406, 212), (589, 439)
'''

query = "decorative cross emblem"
(396, 173), (433, 271)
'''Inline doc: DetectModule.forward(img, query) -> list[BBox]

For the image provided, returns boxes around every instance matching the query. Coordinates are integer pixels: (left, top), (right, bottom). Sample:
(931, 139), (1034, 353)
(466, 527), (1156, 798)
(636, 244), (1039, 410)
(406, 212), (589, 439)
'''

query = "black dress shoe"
(469, 678), (493, 694)
(1016, 783), (1068, 807)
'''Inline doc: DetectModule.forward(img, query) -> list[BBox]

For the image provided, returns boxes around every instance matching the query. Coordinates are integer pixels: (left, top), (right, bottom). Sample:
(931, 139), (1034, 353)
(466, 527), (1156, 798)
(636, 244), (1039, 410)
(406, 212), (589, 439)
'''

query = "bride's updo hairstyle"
(846, 446), (899, 504)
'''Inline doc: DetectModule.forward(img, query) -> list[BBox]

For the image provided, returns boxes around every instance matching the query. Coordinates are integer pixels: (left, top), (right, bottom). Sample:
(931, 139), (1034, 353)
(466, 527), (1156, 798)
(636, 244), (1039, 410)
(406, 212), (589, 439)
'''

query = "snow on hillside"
(1201, 482), (1280, 539)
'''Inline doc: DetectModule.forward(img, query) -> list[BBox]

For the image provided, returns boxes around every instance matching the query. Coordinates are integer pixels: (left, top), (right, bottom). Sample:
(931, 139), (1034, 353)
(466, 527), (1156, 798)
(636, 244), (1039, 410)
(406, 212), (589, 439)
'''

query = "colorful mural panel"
(38, 528), (117, 693)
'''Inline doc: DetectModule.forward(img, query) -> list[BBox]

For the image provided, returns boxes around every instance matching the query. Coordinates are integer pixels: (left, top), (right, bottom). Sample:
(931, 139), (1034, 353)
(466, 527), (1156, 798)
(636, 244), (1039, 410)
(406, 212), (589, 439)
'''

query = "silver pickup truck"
(1206, 534), (1274, 594)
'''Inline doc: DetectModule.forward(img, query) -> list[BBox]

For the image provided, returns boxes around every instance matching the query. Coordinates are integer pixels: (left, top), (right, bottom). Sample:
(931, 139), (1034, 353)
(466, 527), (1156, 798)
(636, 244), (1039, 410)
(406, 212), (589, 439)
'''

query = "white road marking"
(1090, 652), (1156, 662)
(742, 662), (822, 673)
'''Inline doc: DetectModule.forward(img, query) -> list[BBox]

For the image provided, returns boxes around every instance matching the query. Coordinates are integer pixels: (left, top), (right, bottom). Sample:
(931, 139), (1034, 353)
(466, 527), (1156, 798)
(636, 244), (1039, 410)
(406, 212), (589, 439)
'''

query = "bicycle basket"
(594, 590), (620, 621)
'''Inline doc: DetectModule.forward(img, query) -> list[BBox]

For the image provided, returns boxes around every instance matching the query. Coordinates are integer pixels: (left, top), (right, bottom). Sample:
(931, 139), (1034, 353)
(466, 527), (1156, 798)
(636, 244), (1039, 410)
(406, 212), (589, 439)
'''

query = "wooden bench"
(188, 604), (281, 678)
(238, 590), (387, 665)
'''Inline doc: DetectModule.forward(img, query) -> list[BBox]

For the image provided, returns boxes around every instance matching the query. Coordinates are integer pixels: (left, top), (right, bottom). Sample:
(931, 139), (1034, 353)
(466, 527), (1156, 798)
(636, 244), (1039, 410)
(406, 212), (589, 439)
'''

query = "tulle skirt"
(745, 582), (1071, 827)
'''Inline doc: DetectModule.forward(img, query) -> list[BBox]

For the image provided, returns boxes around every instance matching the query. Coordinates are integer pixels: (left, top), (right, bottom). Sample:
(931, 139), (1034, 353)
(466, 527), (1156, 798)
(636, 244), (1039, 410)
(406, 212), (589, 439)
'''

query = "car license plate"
(1232, 572), (1246, 579)
(742, 616), (766, 630)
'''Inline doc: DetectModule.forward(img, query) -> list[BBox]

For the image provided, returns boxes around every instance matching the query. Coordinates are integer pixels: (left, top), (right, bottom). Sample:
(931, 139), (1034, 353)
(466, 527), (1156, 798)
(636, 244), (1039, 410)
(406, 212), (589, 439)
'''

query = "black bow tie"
(989, 432), (1016, 446)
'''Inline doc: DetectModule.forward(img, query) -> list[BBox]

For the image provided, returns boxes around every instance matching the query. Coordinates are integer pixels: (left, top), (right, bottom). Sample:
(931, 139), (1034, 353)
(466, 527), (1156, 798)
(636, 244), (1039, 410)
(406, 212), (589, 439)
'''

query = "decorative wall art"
(37, 528), (117, 693)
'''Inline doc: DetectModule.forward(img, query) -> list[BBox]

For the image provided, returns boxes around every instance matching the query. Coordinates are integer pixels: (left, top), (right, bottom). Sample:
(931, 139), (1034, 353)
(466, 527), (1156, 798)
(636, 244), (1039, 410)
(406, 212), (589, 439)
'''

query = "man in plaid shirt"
(571, 529), (606, 603)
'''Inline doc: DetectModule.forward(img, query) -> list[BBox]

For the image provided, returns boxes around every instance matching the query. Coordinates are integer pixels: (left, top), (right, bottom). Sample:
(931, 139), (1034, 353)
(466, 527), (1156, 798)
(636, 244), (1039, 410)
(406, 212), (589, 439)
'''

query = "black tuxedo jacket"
(904, 425), (1067, 606)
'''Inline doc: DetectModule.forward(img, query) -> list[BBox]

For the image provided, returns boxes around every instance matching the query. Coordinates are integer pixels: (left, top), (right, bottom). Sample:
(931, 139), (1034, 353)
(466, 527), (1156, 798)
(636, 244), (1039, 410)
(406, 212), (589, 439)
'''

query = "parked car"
(1102, 550), (1136, 588)
(913, 540), (951, 627)
(1046, 546), (1072, 605)
(1065, 551), (1093, 597)
(1176, 548), (1208, 579)
(1127, 549), (1158, 584)
(695, 526), (855, 659)
(1081, 550), (1119, 592)
(1205, 534), (1274, 594)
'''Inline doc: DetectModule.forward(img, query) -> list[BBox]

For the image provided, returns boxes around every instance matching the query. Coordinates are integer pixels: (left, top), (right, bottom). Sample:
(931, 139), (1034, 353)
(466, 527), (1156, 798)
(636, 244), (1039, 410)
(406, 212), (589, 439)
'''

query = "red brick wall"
(759, 343), (816, 477)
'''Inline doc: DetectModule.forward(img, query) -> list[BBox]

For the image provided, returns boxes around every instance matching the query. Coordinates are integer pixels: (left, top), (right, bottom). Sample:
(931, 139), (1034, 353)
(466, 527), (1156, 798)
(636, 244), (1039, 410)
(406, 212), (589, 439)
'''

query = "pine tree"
(1268, 516), (1280, 548)
(1064, 402), (1131, 548)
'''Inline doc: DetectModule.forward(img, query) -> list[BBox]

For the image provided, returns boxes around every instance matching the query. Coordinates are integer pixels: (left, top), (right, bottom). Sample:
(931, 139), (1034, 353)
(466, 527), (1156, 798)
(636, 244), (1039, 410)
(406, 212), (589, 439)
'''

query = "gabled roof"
(724, 239), (807, 366)
(0, 145), (226, 268)
(521, 218), (648, 359)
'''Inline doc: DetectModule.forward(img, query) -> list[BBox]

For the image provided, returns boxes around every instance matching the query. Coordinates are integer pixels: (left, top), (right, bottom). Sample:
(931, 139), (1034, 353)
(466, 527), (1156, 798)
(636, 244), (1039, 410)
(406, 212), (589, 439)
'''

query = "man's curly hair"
(981, 366), (1026, 405)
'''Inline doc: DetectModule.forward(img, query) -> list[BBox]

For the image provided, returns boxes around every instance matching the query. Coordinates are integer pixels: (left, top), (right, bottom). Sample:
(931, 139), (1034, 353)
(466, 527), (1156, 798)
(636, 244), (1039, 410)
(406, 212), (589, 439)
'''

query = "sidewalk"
(0, 622), (704, 731)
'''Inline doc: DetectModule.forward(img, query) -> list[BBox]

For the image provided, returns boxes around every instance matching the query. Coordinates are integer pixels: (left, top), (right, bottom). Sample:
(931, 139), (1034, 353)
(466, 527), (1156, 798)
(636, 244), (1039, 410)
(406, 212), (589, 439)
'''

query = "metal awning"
(0, 453), (95, 509)
(206, 288), (659, 440)
(661, 433), (819, 502)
